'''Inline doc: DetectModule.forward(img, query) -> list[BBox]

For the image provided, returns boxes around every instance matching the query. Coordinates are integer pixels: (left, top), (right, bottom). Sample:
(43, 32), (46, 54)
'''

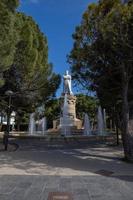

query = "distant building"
(0, 111), (15, 126)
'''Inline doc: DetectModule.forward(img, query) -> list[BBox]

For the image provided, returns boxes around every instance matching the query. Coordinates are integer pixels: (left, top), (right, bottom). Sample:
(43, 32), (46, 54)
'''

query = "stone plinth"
(65, 94), (76, 120)
(52, 71), (82, 134)
(53, 94), (82, 131)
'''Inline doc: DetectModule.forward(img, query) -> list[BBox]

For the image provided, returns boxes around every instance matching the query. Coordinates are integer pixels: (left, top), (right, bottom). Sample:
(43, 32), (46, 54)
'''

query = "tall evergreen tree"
(0, 12), (61, 126)
(69, 0), (133, 161)
(13, 13), (60, 105)
(0, 0), (19, 86)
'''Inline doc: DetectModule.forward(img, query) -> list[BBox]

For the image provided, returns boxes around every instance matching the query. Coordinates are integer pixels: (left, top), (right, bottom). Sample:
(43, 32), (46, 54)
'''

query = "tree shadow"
(0, 139), (132, 183)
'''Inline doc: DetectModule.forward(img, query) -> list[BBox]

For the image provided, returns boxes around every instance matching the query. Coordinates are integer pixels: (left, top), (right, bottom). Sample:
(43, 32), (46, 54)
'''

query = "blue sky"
(19, 0), (97, 95)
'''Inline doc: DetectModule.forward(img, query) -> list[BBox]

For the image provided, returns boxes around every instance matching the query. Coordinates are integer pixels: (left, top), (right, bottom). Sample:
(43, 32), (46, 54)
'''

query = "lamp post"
(3, 90), (14, 151)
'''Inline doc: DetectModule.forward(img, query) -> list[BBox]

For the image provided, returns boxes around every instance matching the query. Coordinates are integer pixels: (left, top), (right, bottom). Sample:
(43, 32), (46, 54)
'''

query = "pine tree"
(0, 0), (19, 86)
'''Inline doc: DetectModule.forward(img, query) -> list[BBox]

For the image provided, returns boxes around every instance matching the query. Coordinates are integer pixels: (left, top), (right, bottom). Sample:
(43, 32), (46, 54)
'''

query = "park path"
(0, 139), (132, 200)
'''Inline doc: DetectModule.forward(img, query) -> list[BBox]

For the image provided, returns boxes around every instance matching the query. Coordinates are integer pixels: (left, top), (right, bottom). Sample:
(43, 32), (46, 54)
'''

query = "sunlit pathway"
(0, 140), (132, 200)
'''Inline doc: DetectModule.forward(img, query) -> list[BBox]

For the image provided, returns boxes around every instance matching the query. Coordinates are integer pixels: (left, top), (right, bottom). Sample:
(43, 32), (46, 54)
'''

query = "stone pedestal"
(52, 95), (82, 131)
(59, 94), (82, 130)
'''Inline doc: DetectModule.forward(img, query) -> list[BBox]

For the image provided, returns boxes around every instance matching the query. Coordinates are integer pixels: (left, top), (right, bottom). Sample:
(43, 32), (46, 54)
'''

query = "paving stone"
(0, 140), (132, 200)
(17, 181), (32, 189)
(59, 178), (72, 192)
(72, 188), (89, 196)
(24, 186), (44, 200)
(74, 194), (90, 200)
(45, 177), (60, 189)
(0, 194), (11, 200)
(10, 187), (26, 200)
(0, 183), (16, 195)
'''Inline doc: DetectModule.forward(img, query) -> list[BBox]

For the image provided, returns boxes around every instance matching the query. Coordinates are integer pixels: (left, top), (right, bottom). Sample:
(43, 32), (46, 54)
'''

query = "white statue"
(63, 70), (73, 95)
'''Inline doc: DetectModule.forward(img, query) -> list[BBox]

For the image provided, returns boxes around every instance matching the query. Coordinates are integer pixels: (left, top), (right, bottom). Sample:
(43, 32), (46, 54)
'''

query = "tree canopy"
(69, 0), (133, 161)
(0, 0), (19, 86)
(76, 94), (98, 120)
(0, 1), (61, 127)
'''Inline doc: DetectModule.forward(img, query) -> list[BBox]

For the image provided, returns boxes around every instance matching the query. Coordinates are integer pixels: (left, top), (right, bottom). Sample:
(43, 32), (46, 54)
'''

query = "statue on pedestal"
(53, 70), (82, 132)
(63, 70), (73, 95)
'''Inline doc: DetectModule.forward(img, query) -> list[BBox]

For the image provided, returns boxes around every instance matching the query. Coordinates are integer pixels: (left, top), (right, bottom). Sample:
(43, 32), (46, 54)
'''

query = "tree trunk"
(115, 114), (119, 145)
(115, 109), (122, 146)
(0, 112), (3, 131)
(7, 112), (11, 134)
(110, 119), (112, 130)
(17, 123), (20, 132)
(121, 70), (133, 161)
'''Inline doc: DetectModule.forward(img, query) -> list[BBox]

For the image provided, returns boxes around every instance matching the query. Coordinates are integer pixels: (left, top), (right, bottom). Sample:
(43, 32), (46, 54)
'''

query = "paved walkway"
(0, 139), (132, 200)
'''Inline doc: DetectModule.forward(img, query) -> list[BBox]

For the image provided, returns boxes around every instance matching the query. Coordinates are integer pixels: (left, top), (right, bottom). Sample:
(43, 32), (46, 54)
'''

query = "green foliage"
(76, 94), (98, 120)
(0, 10), (61, 123)
(69, 0), (133, 160)
(69, 0), (133, 114)
(0, 0), (19, 86)
(44, 99), (60, 128)
(13, 12), (49, 92)
(11, 13), (61, 106)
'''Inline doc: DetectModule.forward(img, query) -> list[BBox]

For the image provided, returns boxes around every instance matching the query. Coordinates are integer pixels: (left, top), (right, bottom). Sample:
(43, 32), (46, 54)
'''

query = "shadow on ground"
(0, 138), (132, 183)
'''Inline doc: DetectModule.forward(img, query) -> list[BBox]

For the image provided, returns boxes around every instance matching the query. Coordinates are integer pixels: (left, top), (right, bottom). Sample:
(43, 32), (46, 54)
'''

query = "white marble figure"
(63, 70), (73, 95)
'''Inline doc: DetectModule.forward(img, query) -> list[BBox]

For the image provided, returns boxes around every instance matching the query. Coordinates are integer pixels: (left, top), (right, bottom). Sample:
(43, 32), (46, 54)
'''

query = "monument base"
(53, 118), (82, 131)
